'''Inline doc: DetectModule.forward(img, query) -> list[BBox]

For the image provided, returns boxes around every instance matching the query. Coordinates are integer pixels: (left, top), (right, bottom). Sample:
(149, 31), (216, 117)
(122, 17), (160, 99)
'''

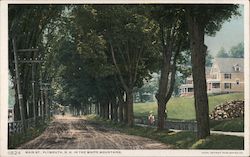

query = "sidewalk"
(210, 130), (244, 137)
(136, 124), (244, 137)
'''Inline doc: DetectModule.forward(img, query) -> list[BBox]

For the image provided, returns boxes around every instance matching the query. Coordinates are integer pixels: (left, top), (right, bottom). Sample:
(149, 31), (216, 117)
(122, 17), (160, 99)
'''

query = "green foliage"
(135, 73), (159, 102)
(187, 5), (240, 36)
(210, 118), (244, 132)
(216, 47), (229, 58)
(229, 42), (244, 58)
(192, 135), (243, 149)
(45, 5), (163, 112)
(9, 4), (241, 127)
(206, 53), (214, 67)
(95, 5), (161, 87)
(216, 43), (244, 58)
(9, 5), (64, 119)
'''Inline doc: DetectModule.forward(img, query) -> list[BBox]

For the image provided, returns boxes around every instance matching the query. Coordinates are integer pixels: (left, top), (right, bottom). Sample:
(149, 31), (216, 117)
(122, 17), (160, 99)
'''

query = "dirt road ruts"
(19, 115), (172, 149)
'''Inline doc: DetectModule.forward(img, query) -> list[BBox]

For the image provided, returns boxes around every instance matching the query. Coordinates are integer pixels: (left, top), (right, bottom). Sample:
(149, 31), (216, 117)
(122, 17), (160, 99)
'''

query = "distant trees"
(205, 53), (214, 67)
(43, 5), (161, 126)
(216, 47), (229, 58)
(229, 42), (244, 58)
(135, 75), (159, 102)
(216, 42), (244, 58)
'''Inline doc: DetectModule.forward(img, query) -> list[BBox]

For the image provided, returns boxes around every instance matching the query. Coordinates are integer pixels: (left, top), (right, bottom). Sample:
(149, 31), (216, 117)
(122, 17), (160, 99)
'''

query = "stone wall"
(134, 118), (197, 131)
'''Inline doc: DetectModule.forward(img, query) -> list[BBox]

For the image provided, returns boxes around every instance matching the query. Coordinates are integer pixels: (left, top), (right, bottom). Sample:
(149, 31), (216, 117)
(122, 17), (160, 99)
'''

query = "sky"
(205, 5), (244, 56)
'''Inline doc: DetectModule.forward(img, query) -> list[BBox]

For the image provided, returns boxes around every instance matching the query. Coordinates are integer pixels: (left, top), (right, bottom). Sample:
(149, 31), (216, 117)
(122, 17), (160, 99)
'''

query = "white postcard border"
(0, 0), (249, 157)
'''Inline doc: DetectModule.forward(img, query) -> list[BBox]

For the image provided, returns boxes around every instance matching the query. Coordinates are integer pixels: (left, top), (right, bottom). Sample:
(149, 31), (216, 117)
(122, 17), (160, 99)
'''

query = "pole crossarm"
(17, 49), (39, 52)
(18, 60), (44, 63)
(12, 38), (42, 132)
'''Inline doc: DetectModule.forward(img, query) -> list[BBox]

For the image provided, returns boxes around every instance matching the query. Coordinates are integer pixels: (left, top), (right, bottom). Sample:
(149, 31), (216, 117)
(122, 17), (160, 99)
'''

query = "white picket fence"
(8, 116), (44, 135)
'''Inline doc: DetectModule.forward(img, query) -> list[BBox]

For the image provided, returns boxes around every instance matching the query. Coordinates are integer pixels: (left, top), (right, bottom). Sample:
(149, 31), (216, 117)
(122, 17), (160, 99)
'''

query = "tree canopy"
(8, 4), (240, 135)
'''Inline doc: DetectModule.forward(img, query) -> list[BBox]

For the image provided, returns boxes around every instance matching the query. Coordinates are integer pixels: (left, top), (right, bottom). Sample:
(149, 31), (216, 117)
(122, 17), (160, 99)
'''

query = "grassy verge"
(210, 118), (244, 132)
(134, 93), (244, 120)
(87, 115), (244, 150)
(8, 123), (48, 149)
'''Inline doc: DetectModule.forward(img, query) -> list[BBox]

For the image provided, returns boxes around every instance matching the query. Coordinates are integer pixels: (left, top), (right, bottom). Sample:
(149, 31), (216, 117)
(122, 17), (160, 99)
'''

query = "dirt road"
(19, 115), (172, 149)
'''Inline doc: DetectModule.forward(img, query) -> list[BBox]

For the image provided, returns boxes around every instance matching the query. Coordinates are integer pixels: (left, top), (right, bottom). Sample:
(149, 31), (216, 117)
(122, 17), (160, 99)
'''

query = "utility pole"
(13, 37), (42, 128)
(44, 86), (49, 121)
(32, 61), (36, 125)
(12, 38), (26, 132)
(40, 71), (44, 123)
(41, 83), (51, 122)
(18, 55), (42, 126)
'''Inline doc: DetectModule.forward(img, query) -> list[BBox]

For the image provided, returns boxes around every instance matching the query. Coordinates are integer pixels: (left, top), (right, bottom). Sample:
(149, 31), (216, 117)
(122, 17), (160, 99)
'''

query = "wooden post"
(43, 85), (50, 121)
(32, 62), (37, 125)
(12, 38), (26, 132)
(44, 88), (48, 121)
(40, 72), (44, 122)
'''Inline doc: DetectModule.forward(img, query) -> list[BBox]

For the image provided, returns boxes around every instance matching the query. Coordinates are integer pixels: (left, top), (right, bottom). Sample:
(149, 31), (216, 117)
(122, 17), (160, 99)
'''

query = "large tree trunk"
(187, 10), (210, 139)
(156, 59), (170, 130)
(114, 105), (118, 122)
(118, 100), (124, 123)
(89, 103), (92, 114)
(155, 24), (173, 130)
(126, 89), (134, 126)
(100, 103), (104, 118)
(117, 92), (124, 123)
(123, 101), (128, 124)
(110, 100), (114, 121)
(104, 102), (109, 119)
(157, 101), (166, 129)
(111, 97), (118, 122)
(14, 103), (20, 121)
(96, 103), (100, 115)
(14, 81), (21, 121)
(28, 100), (33, 118)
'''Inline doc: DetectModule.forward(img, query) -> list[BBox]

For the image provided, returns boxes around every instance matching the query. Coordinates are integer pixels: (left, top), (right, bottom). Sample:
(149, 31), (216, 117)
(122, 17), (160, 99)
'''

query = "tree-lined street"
(8, 4), (244, 150)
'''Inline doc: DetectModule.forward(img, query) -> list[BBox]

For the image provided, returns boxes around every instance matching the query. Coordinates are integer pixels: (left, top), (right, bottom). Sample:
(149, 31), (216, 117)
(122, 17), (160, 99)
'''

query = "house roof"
(214, 58), (244, 73)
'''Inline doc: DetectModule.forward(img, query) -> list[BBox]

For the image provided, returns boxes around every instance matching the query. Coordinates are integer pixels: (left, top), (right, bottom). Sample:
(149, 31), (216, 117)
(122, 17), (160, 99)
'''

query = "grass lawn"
(87, 115), (244, 149)
(134, 93), (244, 120)
(210, 118), (244, 132)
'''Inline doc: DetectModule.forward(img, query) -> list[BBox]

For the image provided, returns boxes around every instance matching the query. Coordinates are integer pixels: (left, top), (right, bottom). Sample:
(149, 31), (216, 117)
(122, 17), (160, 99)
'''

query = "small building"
(179, 84), (194, 96)
(207, 58), (244, 94)
(180, 58), (244, 96)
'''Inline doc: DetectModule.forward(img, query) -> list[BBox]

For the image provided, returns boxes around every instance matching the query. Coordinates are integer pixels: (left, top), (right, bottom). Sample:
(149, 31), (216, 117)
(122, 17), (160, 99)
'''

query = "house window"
(224, 83), (232, 89)
(235, 67), (240, 71)
(212, 83), (220, 88)
(188, 88), (193, 92)
(236, 80), (240, 85)
(224, 74), (231, 79)
(234, 64), (240, 72)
